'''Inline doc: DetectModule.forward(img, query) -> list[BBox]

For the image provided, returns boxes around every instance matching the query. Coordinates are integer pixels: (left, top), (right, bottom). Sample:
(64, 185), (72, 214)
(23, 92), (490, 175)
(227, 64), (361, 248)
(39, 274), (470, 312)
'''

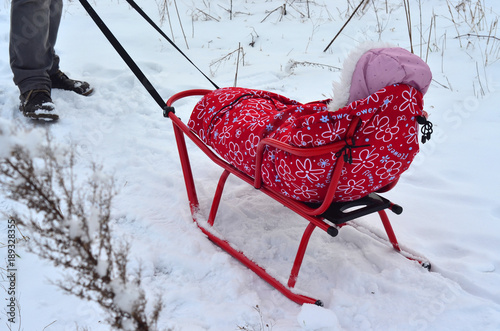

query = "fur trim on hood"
(327, 42), (432, 112)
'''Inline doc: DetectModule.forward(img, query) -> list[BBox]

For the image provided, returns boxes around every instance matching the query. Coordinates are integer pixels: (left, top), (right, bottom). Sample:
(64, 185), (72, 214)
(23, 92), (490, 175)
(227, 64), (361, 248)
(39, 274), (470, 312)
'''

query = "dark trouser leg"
(48, 0), (62, 76)
(9, 0), (63, 95)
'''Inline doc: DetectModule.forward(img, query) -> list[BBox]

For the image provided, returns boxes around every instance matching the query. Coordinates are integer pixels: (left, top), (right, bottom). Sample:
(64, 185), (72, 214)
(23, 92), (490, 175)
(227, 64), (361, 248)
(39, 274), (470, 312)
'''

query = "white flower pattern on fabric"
(277, 159), (296, 182)
(245, 133), (260, 157)
(218, 125), (233, 145)
(295, 158), (325, 182)
(399, 87), (418, 114)
(292, 131), (314, 147)
(405, 125), (418, 144)
(375, 160), (402, 179)
(290, 182), (319, 200)
(337, 178), (366, 195)
(301, 115), (316, 130)
(351, 149), (379, 173)
(363, 115), (399, 142)
(242, 109), (269, 131)
(321, 121), (347, 142)
(193, 104), (207, 120)
(244, 97), (275, 111)
(261, 165), (271, 184)
(228, 141), (244, 165)
(216, 90), (238, 104)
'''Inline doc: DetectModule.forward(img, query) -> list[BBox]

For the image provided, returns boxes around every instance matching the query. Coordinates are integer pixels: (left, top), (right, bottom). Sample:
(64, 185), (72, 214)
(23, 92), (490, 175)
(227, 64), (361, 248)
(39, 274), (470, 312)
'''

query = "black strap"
(79, 0), (168, 112)
(335, 136), (370, 164)
(125, 0), (219, 90)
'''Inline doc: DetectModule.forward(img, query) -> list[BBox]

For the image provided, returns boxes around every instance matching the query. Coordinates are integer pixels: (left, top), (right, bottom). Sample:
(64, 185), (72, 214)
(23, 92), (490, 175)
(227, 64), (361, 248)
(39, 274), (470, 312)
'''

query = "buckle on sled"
(163, 106), (175, 118)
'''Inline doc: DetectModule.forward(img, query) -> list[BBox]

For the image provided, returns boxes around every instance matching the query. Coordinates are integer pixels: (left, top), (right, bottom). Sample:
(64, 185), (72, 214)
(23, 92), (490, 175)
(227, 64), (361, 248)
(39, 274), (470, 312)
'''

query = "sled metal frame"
(166, 89), (427, 306)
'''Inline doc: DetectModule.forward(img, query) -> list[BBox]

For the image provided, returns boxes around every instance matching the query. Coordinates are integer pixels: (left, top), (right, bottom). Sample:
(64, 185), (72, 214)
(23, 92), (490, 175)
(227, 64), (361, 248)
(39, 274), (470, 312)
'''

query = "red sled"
(165, 89), (430, 306)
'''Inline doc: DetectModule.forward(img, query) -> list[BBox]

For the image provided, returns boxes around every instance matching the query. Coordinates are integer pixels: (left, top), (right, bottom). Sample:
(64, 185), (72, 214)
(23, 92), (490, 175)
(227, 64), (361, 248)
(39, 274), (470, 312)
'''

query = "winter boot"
(19, 89), (59, 121)
(50, 70), (94, 96)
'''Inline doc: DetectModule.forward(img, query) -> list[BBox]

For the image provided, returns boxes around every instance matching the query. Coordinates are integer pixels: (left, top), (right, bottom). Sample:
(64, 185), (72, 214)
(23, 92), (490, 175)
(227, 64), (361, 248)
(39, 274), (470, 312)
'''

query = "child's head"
(329, 44), (432, 112)
(348, 47), (432, 104)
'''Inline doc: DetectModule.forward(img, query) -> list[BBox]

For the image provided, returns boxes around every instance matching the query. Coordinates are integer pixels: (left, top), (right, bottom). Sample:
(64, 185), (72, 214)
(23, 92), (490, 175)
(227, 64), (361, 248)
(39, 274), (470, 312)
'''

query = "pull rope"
(124, 0), (219, 90)
(79, 0), (169, 112)
(79, 0), (218, 114)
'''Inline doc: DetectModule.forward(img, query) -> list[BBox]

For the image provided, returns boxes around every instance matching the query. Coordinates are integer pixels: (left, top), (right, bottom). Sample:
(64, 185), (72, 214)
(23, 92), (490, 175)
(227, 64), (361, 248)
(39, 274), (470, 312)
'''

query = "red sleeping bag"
(188, 83), (425, 203)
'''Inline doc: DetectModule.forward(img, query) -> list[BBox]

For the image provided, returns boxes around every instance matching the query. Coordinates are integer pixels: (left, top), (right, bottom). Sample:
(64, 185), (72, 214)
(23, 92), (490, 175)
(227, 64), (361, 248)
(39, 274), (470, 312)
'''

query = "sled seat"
(164, 89), (430, 307)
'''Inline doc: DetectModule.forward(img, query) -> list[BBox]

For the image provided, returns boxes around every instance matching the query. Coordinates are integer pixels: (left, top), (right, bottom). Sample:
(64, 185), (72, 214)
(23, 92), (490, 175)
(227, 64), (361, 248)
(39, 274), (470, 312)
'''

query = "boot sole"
(24, 113), (60, 121)
(20, 106), (59, 122)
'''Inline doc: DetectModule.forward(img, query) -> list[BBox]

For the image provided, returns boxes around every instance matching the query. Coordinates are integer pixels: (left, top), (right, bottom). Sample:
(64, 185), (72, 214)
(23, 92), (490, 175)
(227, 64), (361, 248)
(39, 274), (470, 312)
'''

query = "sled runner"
(165, 89), (431, 306)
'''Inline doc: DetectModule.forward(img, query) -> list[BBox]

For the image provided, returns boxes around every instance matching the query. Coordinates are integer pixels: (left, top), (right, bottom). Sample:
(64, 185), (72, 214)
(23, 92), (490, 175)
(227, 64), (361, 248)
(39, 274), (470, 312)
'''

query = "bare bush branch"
(0, 128), (163, 331)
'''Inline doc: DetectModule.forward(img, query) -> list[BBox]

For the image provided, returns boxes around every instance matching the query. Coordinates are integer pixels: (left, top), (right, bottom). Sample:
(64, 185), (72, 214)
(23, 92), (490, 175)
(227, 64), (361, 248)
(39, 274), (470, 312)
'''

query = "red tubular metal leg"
(378, 209), (401, 251)
(378, 210), (430, 268)
(288, 222), (317, 288)
(208, 170), (231, 226)
(172, 122), (199, 213)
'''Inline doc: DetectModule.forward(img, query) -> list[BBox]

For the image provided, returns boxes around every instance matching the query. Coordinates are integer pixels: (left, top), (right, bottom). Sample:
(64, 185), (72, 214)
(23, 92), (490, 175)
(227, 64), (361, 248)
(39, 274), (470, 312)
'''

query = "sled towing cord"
(78, 0), (220, 112)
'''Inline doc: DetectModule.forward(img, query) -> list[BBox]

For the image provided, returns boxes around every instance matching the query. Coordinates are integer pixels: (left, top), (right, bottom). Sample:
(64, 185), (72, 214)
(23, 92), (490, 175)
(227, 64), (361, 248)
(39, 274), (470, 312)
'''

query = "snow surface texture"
(1, 0), (500, 330)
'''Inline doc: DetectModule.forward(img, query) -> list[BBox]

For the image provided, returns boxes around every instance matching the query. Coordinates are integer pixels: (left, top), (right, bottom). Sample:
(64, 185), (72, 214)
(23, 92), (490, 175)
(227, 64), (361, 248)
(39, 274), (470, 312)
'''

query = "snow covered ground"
(1, 0), (500, 330)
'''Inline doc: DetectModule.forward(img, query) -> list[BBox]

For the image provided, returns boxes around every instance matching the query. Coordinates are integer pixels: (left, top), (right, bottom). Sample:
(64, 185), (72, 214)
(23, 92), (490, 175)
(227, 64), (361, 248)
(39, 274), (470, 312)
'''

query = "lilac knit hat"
(348, 47), (432, 104)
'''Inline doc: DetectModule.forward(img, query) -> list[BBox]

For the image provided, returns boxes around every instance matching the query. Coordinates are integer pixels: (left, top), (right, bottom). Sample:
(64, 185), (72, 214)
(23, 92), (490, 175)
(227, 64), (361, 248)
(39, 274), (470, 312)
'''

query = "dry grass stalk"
(323, 0), (367, 52)
(234, 42), (241, 87)
(173, 0), (189, 49)
(158, 0), (175, 42)
(403, 0), (414, 53)
(425, 13), (435, 63)
(260, 5), (286, 23)
(210, 45), (245, 76)
(286, 60), (341, 74)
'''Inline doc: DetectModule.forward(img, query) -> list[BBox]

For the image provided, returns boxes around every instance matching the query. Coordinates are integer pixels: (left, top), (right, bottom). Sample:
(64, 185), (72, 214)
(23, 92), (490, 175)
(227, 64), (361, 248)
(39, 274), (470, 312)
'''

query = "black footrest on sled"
(307, 193), (403, 225)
